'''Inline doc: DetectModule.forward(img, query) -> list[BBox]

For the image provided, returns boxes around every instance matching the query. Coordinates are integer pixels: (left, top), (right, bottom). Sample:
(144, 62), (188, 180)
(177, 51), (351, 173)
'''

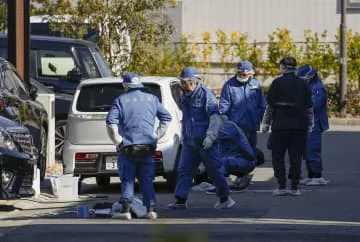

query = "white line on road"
(31, 217), (360, 226)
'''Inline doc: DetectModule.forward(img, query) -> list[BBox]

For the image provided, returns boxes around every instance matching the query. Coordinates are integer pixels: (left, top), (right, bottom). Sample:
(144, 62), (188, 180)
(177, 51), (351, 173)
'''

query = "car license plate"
(105, 156), (118, 170)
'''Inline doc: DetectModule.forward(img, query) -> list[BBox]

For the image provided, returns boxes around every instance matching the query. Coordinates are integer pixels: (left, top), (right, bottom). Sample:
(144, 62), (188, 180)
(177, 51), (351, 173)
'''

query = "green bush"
(326, 83), (360, 117)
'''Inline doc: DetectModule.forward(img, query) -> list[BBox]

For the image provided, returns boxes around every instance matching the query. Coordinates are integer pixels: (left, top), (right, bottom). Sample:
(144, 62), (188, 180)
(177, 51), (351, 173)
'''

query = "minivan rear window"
(76, 83), (161, 112)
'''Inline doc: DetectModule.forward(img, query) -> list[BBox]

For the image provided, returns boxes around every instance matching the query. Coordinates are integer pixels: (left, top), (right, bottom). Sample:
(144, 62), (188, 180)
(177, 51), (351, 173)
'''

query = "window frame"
(170, 81), (183, 109)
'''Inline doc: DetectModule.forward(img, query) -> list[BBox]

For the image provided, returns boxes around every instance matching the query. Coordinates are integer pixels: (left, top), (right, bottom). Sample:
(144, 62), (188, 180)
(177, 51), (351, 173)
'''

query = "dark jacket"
(266, 72), (313, 131)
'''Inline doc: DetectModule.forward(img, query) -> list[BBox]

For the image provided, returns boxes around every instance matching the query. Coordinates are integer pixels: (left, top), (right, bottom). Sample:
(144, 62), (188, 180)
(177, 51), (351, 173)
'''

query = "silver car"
(62, 77), (183, 189)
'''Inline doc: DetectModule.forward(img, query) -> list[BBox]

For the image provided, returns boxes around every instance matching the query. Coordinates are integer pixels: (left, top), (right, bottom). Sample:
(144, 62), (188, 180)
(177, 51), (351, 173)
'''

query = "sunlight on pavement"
(251, 167), (274, 182)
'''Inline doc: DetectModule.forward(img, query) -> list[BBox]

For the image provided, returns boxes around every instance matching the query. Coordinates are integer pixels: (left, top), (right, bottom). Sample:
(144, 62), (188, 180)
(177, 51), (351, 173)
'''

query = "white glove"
(106, 124), (123, 145)
(202, 136), (214, 150)
(156, 122), (170, 140)
(261, 124), (270, 133)
(220, 114), (228, 123)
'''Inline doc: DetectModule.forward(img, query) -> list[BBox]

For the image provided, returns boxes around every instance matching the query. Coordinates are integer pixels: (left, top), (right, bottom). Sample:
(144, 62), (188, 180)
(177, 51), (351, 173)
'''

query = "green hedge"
(148, 28), (360, 117)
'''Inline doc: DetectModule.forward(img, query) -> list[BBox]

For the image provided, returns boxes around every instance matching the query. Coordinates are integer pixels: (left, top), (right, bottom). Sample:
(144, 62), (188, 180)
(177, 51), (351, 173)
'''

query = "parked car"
(0, 116), (37, 199)
(0, 34), (113, 159)
(63, 77), (183, 189)
(0, 57), (48, 181)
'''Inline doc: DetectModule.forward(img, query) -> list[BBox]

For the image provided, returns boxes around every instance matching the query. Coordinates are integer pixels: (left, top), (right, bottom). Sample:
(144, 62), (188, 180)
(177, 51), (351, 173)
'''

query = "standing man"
(219, 60), (266, 187)
(106, 73), (172, 220)
(168, 67), (235, 210)
(297, 64), (329, 186)
(261, 57), (313, 196)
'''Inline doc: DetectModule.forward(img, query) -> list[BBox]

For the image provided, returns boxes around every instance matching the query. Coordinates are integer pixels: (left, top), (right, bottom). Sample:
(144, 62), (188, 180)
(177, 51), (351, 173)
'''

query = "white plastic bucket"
(49, 175), (79, 201)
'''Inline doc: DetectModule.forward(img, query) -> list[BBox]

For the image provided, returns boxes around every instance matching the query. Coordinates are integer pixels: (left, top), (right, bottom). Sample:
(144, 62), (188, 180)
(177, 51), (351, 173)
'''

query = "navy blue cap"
(297, 64), (317, 79)
(122, 73), (144, 88)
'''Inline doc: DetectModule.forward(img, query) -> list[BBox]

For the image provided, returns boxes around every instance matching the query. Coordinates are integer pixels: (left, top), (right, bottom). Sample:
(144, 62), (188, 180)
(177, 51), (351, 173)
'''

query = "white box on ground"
(49, 175), (79, 201)
(36, 92), (55, 168)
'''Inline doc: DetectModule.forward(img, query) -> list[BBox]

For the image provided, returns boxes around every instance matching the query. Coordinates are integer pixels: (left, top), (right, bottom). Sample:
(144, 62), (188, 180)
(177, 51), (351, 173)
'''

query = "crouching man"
(207, 120), (256, 194)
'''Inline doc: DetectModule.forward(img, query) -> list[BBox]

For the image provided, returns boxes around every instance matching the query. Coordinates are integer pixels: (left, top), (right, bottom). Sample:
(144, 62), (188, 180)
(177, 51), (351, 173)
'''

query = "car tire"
(38, 127), (47, 181)
(96, 176), (111, 186)
(55, 119), (67, 160)
(165, 147), (181, 192)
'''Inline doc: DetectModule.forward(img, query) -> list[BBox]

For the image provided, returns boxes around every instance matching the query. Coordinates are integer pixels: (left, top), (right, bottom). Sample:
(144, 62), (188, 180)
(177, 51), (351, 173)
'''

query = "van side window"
(37, 49), (76, 77)
(75, 47), (101, 79)
(170, 81), (182, 109)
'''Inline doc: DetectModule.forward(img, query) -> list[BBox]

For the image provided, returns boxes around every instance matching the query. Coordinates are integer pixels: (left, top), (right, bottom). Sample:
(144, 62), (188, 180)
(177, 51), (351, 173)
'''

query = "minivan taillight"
(75, 153), (99, 160)
(152, 151), (163, 160)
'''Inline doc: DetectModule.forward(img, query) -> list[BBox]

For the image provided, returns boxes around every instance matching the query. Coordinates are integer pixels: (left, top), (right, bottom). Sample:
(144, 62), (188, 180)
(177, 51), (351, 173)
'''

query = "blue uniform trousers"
(305, 130), (324, 178)
(118, 152), (156, 207)
(175, 142), (230, 199)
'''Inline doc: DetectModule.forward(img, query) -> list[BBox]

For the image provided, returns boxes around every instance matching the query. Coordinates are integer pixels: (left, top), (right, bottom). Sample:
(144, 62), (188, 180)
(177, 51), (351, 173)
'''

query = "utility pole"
(7, 0), (30, 85)
(339, 0), (347, 117)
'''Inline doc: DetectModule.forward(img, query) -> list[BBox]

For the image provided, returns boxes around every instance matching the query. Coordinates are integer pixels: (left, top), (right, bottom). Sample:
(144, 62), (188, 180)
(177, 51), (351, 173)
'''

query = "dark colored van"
(0, 34), (113, 158)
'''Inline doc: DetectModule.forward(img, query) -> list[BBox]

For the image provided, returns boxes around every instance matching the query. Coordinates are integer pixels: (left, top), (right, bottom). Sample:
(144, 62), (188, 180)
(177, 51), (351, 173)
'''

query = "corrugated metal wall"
(169, 0), (360, 42)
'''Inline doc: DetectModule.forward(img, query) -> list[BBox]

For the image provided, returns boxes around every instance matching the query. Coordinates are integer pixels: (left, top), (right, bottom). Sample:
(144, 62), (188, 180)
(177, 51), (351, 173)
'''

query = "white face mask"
(236, 76), (249, 83)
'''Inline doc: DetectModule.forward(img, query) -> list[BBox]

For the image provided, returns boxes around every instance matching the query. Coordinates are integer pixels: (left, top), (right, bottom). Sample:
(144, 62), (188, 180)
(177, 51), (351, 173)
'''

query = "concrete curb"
(329, 118), (360, 126)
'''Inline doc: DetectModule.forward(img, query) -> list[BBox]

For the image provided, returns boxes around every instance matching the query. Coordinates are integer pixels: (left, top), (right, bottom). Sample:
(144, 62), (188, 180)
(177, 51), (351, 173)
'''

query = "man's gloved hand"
(261, 124), (270, 133)
(220, 114), (228, 123)
(202, 136), (214, 150)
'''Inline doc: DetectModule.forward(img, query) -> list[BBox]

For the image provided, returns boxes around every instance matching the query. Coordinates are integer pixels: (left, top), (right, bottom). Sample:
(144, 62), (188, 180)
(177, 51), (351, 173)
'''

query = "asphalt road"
(1, 126), (360, 242)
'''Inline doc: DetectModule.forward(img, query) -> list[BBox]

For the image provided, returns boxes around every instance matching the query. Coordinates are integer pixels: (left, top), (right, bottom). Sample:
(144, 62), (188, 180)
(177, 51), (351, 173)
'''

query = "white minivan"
(62, 77), (183, 189)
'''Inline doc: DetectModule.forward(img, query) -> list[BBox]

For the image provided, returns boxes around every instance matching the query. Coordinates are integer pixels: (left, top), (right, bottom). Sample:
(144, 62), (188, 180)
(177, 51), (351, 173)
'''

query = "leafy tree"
(298, 30), (336, 79)
(346, 31), (360, 89)
(30, 0), (178, 75)
(265, 28), (299, 77)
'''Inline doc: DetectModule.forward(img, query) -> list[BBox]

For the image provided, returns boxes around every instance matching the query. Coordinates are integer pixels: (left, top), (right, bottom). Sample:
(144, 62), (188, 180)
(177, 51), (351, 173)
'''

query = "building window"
(347, 0), (360, 12)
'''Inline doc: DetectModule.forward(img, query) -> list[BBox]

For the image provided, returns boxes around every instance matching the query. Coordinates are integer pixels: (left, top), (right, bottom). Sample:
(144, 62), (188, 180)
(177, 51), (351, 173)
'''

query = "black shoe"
(233, 174), (253, 191)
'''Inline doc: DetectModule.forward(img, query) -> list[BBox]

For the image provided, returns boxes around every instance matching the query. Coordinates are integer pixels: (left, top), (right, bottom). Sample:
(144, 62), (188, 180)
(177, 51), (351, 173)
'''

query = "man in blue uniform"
(219, 60), (266, 187)
(106, 73), (172, 219)
(297, 64), (329, 186)
(168, 67), (235, 210)
(218, 121), (257, 185)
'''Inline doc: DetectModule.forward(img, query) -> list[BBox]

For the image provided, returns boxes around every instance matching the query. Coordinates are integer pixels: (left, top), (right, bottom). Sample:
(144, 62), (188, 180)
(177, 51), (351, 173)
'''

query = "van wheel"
(55, 119), (67, 160)
(96, 176), (111, 186)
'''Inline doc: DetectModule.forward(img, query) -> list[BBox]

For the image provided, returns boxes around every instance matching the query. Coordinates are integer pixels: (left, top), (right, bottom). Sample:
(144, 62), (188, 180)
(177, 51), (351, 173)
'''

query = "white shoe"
(112, 212), (132, 220)
(288, 189), (302, 196)
(272, 188), (288, 196)
(299, 178), (312, 185)
(214, 197), (236, 209)
(306, 177), (330, 186)
(145, 211), (158, 220)
(191, 182), (215, 192)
